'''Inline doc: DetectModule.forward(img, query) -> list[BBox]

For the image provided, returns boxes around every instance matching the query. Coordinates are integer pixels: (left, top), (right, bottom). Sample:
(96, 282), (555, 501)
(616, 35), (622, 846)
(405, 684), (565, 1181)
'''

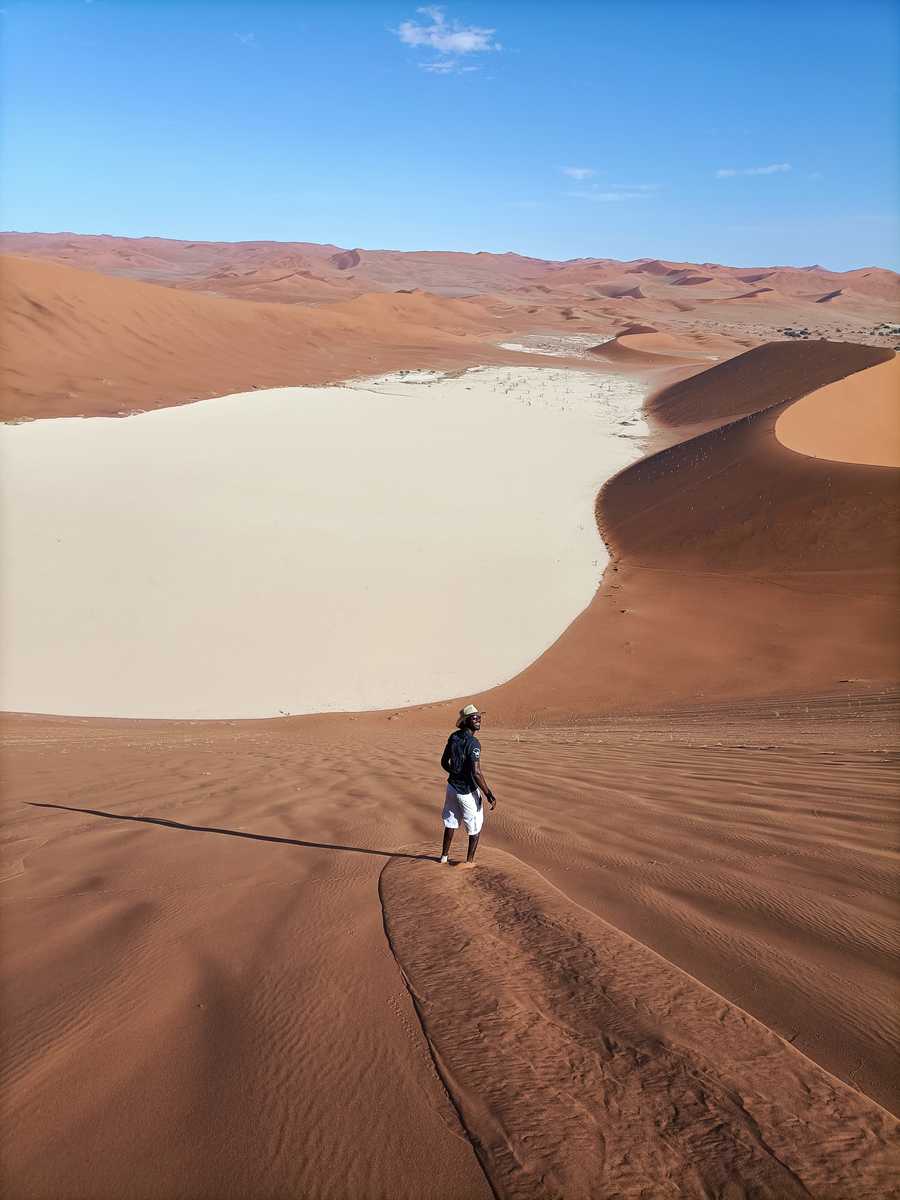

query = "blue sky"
(3, 0), (898, 269)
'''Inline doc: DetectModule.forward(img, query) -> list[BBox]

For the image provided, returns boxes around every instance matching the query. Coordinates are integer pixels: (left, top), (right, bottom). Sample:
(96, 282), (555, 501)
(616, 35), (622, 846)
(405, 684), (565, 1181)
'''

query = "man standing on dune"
(439, 704), (496, 868)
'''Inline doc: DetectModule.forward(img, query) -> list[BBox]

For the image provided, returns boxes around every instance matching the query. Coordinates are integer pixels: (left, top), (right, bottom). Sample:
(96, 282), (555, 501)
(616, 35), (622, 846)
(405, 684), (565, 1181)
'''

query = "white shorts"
(442, 784), (484, 836)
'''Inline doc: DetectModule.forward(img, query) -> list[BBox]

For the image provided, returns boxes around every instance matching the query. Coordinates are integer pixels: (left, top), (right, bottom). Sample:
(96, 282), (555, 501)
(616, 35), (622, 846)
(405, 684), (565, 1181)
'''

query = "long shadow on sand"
(27, 802), (433, 861)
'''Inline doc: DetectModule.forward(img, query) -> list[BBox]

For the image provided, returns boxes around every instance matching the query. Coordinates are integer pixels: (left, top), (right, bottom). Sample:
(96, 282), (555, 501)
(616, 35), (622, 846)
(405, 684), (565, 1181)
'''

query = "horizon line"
(1, 229), (896, 276)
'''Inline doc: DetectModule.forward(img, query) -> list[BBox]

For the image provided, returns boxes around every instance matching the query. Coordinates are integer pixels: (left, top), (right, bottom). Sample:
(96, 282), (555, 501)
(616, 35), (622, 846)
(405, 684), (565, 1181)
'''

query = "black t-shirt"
(443, 729), (482, 794)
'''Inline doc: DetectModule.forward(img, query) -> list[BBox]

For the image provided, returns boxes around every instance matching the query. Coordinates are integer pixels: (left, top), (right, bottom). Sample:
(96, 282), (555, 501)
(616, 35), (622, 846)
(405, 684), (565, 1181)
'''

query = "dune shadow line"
(27, 802), (432, 861)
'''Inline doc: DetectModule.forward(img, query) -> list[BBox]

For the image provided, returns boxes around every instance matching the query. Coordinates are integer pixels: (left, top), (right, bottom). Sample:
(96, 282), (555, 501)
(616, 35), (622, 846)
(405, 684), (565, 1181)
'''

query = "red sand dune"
(727, 286), (776, 299)
(589, 328), (723, 374)
(605, 347), (897, 574)
(644, 339), (889, 433)
(329, 248), (361, 270)
(626, 258), (682, 276)
(593, 283), (645, 299)
(6, 702), (898, 1197)
(0, 255), (525, 419)
(617, 322), (659, 336)
(478, 341), (897, 718)
(2, 243), (900, 1199)
(384, 849), (898, 1198)
(617, 331), (692, 354)
(842, 267), (900, 302)
(4, 233), (898, 325)
(776, 354), (900, 467)
(451, 342), (900, 1123)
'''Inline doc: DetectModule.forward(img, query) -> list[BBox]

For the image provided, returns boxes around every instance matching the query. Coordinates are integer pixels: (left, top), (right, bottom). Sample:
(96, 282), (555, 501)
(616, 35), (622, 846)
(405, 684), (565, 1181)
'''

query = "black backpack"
(442, 731), (469, 778)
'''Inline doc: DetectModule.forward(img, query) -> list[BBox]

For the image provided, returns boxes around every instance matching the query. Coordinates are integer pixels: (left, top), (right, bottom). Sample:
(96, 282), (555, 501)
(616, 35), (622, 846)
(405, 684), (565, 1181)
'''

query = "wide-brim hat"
(455, 703), (482, 728)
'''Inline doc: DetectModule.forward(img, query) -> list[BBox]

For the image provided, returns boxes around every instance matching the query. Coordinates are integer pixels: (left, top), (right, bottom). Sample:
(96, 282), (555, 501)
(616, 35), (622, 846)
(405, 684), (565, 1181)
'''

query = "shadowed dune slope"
(382, 849), (900, 1200)
(645, 340), (894, 436)
(603, 349), (898, 574)
(477, 342), (899, 721)
(616, 322), (659, 335)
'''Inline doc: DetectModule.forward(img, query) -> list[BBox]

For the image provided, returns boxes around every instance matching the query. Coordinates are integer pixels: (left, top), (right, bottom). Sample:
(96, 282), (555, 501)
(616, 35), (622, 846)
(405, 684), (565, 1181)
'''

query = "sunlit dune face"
(775, 356), (900, 468)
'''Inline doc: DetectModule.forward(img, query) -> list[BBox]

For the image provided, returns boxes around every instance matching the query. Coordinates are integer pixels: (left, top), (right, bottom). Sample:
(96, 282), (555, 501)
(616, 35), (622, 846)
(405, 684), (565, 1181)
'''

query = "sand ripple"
(381, 849), (900, 1200)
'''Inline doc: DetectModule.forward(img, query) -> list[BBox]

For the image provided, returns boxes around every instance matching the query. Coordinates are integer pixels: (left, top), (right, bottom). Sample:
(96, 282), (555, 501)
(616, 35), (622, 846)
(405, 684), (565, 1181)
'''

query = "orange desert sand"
(1, 235), (899, 1200)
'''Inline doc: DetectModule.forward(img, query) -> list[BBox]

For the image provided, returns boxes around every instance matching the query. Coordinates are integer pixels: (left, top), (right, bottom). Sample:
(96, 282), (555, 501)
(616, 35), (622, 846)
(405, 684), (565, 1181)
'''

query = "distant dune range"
(3, 233), (898, 419)
(4, 233), (896, 302)
(0, 253), (762, 421)
(2, 234), (900, 1198)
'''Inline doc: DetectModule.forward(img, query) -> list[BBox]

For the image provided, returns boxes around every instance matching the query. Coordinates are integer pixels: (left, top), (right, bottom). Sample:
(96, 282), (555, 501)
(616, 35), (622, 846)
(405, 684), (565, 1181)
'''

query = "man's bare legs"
(440, 828), (480, 864)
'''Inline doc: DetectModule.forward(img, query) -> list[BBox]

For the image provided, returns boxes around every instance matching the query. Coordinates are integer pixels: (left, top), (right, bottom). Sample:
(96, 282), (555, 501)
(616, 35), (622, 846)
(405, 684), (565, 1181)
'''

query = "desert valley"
(1, 227), (898, 1199)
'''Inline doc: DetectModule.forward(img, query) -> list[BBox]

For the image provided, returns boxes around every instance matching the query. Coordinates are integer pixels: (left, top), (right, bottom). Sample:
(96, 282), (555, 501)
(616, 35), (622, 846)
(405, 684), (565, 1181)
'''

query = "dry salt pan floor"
(1, 366), (646, 719)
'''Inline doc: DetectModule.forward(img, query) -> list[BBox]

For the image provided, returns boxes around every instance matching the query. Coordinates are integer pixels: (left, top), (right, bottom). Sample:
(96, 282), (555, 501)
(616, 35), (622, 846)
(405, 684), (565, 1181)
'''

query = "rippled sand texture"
(3, 710), (898, 1199)
(384, 849), (897, 1200)
(2, 330), (898, 1199)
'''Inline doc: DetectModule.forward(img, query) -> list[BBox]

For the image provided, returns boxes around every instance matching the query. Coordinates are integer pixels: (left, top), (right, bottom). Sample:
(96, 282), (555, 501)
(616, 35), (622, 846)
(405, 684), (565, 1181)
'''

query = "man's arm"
(473, 761), (496, 810)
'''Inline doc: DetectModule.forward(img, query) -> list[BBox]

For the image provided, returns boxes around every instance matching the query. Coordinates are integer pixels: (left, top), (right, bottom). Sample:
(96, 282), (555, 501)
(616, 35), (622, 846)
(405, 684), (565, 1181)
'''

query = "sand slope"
(384, 848), (899, 1198)
(1, 729), (493, 1200)
(473, 343), (898, 722)
(645, 339), (894, 437)
(2, 258), (899, 1200)
(775, 354), (900, 467)
(3, 253), (754, 424)
(0, 255), (505, 420)
(3, 708), (898, 1200)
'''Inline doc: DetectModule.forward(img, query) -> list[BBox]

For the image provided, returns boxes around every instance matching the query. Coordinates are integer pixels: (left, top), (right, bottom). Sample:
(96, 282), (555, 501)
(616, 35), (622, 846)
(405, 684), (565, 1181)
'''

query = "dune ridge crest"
(381, 850), (900, 1200)
(645, 339), (894, 434)
(477, 341), (898, 722)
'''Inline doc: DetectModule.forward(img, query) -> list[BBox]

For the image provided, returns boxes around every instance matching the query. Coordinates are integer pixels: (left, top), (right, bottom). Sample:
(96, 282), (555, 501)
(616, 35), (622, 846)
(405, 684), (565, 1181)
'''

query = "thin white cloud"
(422, 58), (477, 74)
(716, 163), (792, 178)
(562, 174), (661, 193)
(234, 32), (256, 46)
(567, 180), (660, 201)
(395, 6), (500, 74)
(568, 190), (654, 202)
